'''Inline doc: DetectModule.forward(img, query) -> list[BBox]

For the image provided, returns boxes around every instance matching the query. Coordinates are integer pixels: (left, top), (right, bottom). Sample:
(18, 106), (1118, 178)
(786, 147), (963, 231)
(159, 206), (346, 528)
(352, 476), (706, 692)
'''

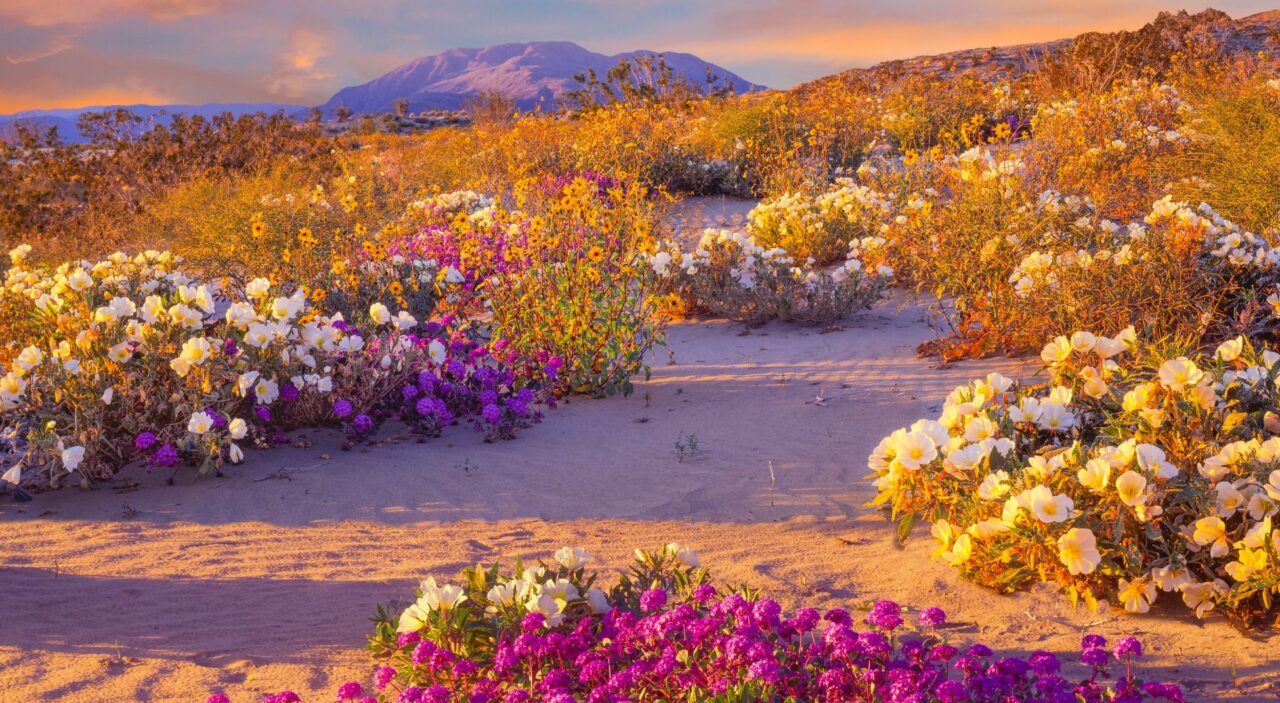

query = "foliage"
(869, 331), (1280, 628)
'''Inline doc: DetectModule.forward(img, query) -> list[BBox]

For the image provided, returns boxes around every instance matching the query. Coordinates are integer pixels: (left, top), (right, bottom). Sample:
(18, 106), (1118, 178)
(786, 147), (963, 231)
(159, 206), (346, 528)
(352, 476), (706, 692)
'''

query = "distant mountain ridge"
(0, 103), (304, 143)
(795, 8), (1280, 91)
(317, 41), (767, 115)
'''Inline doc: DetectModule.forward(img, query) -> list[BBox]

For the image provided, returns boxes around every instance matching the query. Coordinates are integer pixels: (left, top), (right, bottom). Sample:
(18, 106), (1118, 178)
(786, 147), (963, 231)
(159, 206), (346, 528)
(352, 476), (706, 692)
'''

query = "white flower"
(393, 310), (417, 330)
(893, 430), (937, 470)
(61, 445), (85, 472)
(553, 546), (591, 570)
(1115, 471), (1148, 507)
(1157, 357), (1204, 390)
(1216, 336), (1245, 362)
(188, 411), (215, 435)
(228, 418), (248, 440)
(1028, 485), (1074, 523)
(369, 303), (391, 324)
(228, 443), (244, 464)
(586, 587), (610, 614)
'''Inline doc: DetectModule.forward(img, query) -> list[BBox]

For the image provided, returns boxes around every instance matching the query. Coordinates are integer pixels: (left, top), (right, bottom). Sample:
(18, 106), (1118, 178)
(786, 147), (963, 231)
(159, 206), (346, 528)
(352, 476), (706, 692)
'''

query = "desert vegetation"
(4, 7), (1280, 702)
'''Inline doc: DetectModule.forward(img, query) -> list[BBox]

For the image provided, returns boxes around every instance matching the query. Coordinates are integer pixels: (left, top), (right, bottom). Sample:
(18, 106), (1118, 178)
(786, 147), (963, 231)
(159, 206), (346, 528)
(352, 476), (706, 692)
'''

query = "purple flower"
(333, 399), (354, 418)
(1082, 647), (1109, 667)
(354, 414), (375, 434)
(692, 584), (717, 603)
(934, 680), (967, 703)
(255, 405), (272, 422)
(639, 588), (667, 612)
(281, 383), (299, 402)
(1114, 636), (1143, 659)
(134, 432), (157, 451)
(337, 681), (364, 700)
(1081, 634), (1107, 650)
(373, 665), (397, 691)
(918, 606), (946, 628)
(206, 695), (230, 703)
(1029, 650), (1062, 676)
(149, 444), (179, 467)
(482, 403), (502, 425)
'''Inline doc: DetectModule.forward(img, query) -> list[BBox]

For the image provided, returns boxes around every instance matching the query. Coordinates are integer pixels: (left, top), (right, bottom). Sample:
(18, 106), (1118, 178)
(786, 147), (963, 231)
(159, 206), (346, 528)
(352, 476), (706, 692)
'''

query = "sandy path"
(2, 292), (1277, 701)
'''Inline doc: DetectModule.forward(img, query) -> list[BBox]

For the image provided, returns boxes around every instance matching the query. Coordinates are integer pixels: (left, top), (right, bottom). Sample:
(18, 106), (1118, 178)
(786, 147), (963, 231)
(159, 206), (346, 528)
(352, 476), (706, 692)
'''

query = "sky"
(1, 1), (1276, 113)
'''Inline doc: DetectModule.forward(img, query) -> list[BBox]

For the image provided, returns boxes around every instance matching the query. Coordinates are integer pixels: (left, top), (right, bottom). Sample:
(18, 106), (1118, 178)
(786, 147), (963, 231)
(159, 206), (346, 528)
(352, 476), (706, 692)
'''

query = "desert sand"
(2, 202), (1278, 701)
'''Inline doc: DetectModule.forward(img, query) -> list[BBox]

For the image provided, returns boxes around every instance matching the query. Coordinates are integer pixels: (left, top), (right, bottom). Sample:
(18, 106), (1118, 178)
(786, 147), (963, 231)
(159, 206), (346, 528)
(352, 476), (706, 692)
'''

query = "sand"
(3, 204), (1279, 701)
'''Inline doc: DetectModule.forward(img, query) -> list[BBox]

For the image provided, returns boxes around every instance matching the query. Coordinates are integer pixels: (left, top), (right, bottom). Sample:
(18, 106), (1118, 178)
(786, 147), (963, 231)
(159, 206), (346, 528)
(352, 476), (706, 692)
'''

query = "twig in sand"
(253, 463), (321, 482)
(805, 388), (861, 406)
(768, 461), (777, 507)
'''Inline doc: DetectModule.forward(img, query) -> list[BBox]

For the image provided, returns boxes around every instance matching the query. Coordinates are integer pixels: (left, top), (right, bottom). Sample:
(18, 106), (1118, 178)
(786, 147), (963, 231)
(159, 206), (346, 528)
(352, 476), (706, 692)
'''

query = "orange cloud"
(0, 0), (228, 26)
(4, 83), (174, 112)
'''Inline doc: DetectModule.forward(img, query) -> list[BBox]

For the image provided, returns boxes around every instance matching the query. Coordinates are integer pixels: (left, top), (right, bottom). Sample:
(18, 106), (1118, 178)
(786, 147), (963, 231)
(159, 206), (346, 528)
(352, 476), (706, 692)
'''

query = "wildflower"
(228, 418), (247, 440)
(1216, 336), (1245, 362)
(61, 445), (85, 472)
(1028, 485), (1073, 523)
(1117, 576), (1157, 613)
(893, 430), (937, 470)
(553, 546), (591, 570)
(370, 303), (391, 324)
(1157, 357), (1203, 390)
(188, 411), (215, 435)
(1192, 516), (1230, 557)
(1040, 335), (1072, 365)
(1057, 528), (1101, 575)
(639, 588), (667, 612)
(1115, 471), (1148, 507)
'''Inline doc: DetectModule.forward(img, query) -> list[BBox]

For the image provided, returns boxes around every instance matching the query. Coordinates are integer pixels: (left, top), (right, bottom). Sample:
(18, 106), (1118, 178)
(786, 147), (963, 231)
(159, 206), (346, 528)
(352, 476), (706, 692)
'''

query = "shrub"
(0, 247), (553, 489)
(748, 178), (894, 265)
(651, 229), (891, 325)
(208, 546), (1186, 703)
(869, 329), (1280, 628)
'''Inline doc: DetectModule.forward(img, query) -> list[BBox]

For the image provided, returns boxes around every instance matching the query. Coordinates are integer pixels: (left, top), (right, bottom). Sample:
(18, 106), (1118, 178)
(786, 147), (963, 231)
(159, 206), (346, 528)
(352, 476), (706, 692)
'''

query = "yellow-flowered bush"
(870, 329), (1280, 627)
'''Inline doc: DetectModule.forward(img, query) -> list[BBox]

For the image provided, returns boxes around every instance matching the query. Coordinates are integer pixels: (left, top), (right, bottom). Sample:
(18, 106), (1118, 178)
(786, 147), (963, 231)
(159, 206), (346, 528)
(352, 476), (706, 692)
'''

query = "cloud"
(264, 26), (336, 99)
(6, 37), (76, 64)
(0, 0), (231, 26)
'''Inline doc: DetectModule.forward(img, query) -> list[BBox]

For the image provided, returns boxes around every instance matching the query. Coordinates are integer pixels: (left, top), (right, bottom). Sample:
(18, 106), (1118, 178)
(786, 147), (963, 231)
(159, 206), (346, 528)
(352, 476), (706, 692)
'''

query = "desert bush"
(206, 545), (1186, 703)
(1023, 80), (1190, 220)
(0, 247), (554, 489)
(1169, 76), (1280, 233)
(748, 178), (894, 264)
(870, 329), (1280, 627)
(876, 141), (1275, 357)
(0, 110), (336, 259)
(651, 229), (891, 325)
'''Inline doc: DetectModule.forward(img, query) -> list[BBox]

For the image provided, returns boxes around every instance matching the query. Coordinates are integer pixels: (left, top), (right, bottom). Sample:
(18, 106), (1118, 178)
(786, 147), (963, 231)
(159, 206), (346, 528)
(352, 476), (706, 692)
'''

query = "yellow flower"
(251, 221), (266, 238)
(586, 246), (605, 263)
(1224, 547), (1268, 582)
(1117, 576), (1157, 613)
(1192, 516), (1230, 557)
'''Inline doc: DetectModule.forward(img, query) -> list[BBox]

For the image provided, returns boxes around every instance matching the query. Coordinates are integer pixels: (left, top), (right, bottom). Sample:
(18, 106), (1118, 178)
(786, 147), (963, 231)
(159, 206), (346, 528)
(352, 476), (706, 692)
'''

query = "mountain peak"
(319, 41), (766, 115)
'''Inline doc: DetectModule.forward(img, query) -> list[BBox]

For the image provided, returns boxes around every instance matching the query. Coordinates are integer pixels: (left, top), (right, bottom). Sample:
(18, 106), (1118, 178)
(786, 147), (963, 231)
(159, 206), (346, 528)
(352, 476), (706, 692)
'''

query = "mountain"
(317, 41), (766, 115)
(0, 103), (305, 143)
(794, 8), (1280, 91)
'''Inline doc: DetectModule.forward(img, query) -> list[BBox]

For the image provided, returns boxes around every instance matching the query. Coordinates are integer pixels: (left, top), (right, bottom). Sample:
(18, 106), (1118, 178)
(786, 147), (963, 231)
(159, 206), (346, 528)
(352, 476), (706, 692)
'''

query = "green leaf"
(896, 513), (916, 544)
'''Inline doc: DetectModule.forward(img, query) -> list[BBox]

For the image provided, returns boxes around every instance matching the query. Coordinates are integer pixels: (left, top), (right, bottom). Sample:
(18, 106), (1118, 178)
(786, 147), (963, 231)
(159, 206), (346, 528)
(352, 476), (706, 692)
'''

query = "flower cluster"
(0, 248), (552, 489)
(209, 548), (1184, 703)
(870, 328), (1280, 626)
(651, 228), (891, 324)
(746, 178), (894, 264)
